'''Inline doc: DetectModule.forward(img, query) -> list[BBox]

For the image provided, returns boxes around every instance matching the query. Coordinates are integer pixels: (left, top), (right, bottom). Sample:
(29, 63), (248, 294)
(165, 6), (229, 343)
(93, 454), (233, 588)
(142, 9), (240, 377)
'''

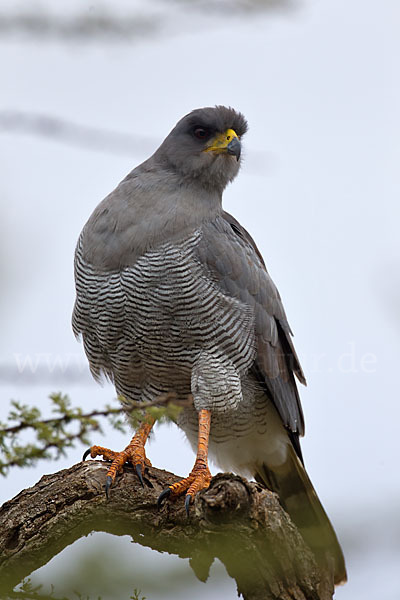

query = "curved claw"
(143, 476), (154, 489)
(185, 494), (192, 516)
(157, 488), (171, 509)
(82, 448), (91, 461)
(105, 475), (113, 500)
(136, 464), (144, 487)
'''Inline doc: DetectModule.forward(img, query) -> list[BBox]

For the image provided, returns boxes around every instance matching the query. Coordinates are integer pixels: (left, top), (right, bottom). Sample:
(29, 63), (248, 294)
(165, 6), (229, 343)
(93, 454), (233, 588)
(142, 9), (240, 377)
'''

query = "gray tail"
(255, 446), (347, 586)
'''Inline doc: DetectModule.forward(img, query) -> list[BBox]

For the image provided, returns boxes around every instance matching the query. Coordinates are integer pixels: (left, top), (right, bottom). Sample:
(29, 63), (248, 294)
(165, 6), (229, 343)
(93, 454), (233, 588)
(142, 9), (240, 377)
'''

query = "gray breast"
(73, 228), (256, 406)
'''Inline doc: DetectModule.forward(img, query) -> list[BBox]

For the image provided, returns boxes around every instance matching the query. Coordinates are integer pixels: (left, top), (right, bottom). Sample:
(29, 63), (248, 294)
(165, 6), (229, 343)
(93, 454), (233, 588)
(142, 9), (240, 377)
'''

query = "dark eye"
(193, 127), (210, 140)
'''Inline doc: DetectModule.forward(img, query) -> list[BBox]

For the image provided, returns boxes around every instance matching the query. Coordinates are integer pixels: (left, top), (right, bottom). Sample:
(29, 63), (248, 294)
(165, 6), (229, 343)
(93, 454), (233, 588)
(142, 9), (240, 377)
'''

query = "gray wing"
(196, 212), (306, 439)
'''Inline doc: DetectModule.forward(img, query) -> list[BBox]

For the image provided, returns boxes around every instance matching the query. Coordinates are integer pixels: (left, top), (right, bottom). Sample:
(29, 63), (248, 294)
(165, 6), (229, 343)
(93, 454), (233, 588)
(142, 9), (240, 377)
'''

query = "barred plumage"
(73, 227), (256, 411)
(73, 105), (346, 585)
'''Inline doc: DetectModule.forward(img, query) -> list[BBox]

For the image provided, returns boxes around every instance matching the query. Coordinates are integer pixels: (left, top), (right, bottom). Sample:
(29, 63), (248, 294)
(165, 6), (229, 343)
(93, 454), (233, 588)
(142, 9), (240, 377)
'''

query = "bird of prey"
(73, 106), (346, 585)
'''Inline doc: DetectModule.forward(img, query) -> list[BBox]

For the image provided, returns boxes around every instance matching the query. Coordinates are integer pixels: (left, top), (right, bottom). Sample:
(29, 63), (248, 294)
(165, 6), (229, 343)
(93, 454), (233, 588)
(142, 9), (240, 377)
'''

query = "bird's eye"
(193, 127), (210, 140)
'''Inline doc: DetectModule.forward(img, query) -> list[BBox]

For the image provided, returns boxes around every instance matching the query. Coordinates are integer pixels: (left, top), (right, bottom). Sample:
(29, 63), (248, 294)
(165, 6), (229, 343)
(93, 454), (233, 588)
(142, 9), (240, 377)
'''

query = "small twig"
(0, 393), (194, 475)
(2, 392), (189, 436)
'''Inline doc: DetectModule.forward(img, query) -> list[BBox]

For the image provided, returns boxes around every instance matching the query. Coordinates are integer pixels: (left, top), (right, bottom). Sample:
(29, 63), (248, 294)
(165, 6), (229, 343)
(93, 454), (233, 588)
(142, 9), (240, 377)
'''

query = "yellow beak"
(204, 128), (241, 160)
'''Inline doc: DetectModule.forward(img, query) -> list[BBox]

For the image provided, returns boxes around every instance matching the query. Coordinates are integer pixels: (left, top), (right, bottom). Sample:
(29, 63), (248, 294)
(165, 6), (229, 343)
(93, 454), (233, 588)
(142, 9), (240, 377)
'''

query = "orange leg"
(83, 414), (155, 497)
(158, 409), (212, 514)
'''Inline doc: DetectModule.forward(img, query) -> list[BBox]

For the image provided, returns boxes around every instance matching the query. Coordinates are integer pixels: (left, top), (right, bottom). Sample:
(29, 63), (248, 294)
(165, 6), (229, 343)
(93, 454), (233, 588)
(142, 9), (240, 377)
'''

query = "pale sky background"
(1, 1), (399, 599)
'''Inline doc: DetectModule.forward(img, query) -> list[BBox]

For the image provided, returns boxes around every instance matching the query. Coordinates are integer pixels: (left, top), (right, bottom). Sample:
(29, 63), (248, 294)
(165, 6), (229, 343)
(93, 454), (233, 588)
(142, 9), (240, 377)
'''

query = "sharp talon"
(157, 488), (171, 509)
(82, 448), (91, 461)
(185, 495), (192, 516)
(136, 464), (144, 487)
(105, 475), (112, 500)
(143, 476), (154, 489)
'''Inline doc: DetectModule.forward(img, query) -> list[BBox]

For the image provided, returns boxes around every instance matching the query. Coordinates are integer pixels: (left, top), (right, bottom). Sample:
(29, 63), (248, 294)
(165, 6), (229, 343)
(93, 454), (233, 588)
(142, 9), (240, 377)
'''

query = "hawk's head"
(153, 106), (248, 193)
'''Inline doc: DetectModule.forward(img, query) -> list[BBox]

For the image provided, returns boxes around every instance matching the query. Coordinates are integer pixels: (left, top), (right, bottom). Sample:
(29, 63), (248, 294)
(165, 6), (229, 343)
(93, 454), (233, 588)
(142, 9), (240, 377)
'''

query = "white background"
(1, 1), (399, 598)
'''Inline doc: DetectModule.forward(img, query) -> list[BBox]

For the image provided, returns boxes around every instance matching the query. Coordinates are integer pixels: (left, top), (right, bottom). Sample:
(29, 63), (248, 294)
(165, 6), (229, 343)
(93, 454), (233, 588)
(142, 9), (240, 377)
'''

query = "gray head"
(152, 106), (248, 194)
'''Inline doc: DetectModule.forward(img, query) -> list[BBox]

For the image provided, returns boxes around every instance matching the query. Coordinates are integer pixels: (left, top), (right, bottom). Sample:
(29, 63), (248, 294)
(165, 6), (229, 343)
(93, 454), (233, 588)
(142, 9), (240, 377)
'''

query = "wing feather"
(197, 211), (306, 438)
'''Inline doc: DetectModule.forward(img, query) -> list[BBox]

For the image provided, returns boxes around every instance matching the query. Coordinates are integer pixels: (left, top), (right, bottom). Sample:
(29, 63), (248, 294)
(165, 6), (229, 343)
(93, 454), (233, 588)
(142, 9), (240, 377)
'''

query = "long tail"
(255, 446), (347, 586)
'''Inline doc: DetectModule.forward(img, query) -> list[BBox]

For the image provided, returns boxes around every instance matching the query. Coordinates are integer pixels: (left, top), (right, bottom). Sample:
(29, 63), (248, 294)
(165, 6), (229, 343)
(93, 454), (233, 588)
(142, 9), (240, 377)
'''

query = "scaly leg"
(83, 414), (155, 497)
(158, 409), (212, 514)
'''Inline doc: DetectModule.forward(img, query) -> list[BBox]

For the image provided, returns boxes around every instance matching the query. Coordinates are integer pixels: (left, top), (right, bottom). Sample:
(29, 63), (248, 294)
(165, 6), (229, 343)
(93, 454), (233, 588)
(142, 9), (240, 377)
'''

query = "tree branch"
(0, 462), (334, 599)
(0, 393), (189, 474)
(1, 392), (181, 436)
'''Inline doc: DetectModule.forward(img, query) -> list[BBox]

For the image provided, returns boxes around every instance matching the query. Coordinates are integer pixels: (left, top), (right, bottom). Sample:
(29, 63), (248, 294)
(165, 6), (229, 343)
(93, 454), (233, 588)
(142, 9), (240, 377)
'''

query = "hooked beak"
(227, 136), (241, 161)
(204, 128), (241, 161)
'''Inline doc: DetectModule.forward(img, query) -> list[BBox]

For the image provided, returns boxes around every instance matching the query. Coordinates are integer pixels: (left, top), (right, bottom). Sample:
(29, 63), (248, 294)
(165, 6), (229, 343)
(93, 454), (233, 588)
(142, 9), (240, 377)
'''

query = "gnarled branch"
(0, 461), (334, 599)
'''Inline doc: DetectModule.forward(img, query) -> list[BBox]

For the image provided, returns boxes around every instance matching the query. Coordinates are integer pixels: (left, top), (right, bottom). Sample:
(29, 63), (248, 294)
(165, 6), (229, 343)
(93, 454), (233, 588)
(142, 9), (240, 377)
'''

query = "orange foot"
(83, 416), (155, 498)
(158, 408), (212, 515)
(158, 460), (212, 514)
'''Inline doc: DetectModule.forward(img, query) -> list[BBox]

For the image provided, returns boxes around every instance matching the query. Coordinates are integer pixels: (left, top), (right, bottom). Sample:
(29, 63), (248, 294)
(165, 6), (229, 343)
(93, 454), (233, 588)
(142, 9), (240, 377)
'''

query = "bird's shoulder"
(197, 212), (286, 326)
(76, 156), (229, 272)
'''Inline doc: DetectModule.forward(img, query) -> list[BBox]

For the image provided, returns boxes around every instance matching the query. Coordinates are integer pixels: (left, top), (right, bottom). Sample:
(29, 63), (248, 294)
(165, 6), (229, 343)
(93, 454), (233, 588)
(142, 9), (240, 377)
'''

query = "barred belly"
(73, 229), (256, 412)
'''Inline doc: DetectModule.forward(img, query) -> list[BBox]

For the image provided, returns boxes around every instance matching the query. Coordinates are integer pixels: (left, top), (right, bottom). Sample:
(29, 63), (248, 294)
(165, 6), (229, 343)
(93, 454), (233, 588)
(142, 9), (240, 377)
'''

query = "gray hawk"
(73, 106), (346, 585)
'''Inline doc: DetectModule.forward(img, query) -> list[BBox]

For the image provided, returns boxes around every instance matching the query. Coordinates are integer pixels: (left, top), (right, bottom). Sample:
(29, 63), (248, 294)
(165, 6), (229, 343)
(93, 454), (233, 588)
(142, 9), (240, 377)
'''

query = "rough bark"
(0, 461), (334, 599)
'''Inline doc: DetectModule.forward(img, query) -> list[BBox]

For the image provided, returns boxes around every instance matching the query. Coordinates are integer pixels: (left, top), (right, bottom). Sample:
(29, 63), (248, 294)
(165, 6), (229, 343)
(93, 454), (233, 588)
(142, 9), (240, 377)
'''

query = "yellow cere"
(204, 128), (239, 153)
